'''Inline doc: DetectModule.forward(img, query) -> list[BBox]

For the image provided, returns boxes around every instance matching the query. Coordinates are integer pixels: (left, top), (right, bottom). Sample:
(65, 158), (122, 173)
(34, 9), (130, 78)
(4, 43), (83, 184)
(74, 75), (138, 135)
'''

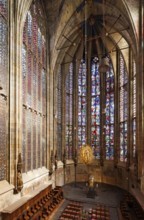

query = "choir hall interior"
(0, 0), (144, 219)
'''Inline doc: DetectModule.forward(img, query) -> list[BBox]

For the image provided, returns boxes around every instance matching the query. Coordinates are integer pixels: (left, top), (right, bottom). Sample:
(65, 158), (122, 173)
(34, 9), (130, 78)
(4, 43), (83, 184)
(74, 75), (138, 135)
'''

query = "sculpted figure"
(89, 175), (94, 188)
(17, 171), (23, 191)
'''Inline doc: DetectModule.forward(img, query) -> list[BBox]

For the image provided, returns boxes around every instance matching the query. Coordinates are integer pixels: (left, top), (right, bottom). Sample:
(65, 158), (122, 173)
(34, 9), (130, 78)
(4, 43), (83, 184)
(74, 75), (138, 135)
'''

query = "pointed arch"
(22, 0), (47, 171)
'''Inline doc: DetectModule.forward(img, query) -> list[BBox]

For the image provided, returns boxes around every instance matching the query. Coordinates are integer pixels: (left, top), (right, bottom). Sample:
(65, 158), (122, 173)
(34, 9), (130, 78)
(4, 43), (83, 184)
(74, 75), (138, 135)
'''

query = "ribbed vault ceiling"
(42, 0), (139, 69)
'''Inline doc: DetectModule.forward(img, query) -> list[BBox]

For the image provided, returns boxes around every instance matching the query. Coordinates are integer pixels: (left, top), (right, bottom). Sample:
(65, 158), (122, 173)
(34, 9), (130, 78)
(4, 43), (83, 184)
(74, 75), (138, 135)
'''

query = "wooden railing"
(120, 193), (144, 220)
(2, 185), (63, 220)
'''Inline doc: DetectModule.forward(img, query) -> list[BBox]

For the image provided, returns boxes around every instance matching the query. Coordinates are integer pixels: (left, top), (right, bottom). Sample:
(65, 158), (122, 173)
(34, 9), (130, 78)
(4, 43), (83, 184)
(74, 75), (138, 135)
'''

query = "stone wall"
(55, 161), (144, 200)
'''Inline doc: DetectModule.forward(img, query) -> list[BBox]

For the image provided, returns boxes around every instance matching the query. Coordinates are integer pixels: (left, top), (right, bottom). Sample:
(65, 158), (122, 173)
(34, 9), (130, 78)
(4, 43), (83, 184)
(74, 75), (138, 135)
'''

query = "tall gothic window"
(58, 53), (134, 164)
(91, 58), (100, 159)
(119, 54), (128, 162)
(78, 60), (87, 150)
(65, 63), (73, 159)
(22, 1), (47, 172)
(0, 0), (8, 180)
(132, 59), (136, 158)
(105, 63), (114, 160)
(57, 67), (62, 160)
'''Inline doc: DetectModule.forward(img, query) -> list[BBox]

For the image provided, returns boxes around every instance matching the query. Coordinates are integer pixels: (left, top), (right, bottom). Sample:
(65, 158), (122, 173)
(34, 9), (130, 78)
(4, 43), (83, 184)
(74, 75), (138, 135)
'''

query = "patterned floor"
(50, 182), (125, 220)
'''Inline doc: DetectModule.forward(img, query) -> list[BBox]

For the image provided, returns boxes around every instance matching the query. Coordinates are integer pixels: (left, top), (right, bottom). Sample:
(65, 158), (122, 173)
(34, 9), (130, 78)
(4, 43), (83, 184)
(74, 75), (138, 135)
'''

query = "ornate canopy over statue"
(79, 144), (94, 165)
(79, 144), (96, 198)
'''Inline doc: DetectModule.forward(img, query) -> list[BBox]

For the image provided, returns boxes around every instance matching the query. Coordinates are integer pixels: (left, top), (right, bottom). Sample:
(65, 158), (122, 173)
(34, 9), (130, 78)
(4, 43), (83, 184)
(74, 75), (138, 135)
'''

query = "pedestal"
(87, 187), (96, 199)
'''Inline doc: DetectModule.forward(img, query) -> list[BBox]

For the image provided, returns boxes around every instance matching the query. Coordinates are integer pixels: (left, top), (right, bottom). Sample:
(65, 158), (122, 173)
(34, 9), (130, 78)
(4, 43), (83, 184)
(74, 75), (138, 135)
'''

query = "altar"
(87, 175), (96, 199)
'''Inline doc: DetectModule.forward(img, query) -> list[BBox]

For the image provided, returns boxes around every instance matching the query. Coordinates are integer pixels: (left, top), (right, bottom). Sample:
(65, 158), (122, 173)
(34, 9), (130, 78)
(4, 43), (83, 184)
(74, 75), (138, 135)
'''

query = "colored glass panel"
(37, 115), (41, 168)
(78, 60), (87, 151)
(42, 116), (46, 167)
(57, 67), (62, 159)
(33, 113), (36, 169)
(22, 1), (46, 171)
(27, 12), (32, 49)
(66, 63), (73, 159)
(0, 0), (8, 19)
(105, 64), (114, 160)
(120, 54), (128, 162)
(132, 60), (136, 158)
(0, 15), (7, 90)
(33, 57), (37, 109)
(22, 108), (26, 171)
(22, 45), (27, 102)
(27, 51), (32, 98)
(42, 68), (46, 114)
(23, 19), (27, 44)
(91, 58), (100, 159)
(27, 111), (31, 171)
(38, 29), (42, 59)
(32, 15), (38, 55)
(0, 97), (7, 180)
(0, 0), (8, 181)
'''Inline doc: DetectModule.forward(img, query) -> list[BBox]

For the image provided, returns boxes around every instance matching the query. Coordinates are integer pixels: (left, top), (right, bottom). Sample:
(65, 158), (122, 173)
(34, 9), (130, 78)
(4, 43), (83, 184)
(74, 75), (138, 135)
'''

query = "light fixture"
(98, 0), (110, 73)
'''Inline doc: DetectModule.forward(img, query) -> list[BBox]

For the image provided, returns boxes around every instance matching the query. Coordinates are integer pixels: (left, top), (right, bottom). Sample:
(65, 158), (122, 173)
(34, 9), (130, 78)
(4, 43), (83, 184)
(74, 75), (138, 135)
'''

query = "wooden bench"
(2, 185), (63, 220)
(120, 193), (144, 220)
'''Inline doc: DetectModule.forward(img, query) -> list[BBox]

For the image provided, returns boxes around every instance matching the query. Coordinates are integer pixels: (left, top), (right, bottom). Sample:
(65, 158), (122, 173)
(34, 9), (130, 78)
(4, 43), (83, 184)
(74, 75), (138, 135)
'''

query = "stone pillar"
(137, 0), (144, 190)
(9, 0), (33, 188)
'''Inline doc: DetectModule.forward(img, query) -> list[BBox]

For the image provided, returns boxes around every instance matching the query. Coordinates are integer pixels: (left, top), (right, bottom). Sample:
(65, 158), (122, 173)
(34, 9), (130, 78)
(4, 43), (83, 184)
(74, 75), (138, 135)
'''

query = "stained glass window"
(27, 12), (32, 49)
(27, 110), (32, 171)
(33, 113), (36, 169)
(105, 63), (114, 160)
(22, 44), (27, 170)
(42, 116), (46, 167)
(78, 60), (87, 151)
(57, 67), (62, 159)
(22, 0), (47, 172)
(42, 68), (46, 114)
(42, 68), (46, 167)
(0, 0), (8, 91)
(120, 54), (128, 162)
(0, 0), (8, 19)
(37, 115), (41, 168)
(0, 97), (7, 180)
(66, 63), (73, 159)
(0, 0), (8, 181)
(132, 59), (136, 158)
(27, 51), (32, 104)
(91, 58), (100, 159)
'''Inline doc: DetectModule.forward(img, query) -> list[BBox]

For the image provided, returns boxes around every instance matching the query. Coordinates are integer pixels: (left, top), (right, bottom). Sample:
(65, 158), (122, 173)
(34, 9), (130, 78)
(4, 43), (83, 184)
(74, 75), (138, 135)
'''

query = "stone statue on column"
(49, 150), (54, 176)
(17, 153), (23, 192)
